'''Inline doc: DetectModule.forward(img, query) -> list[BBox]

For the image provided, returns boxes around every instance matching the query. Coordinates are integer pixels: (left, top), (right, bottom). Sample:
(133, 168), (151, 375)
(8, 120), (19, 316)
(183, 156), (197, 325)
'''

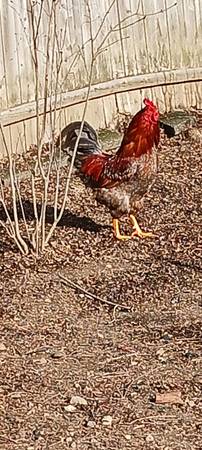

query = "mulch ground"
(0, 123), (201, 449)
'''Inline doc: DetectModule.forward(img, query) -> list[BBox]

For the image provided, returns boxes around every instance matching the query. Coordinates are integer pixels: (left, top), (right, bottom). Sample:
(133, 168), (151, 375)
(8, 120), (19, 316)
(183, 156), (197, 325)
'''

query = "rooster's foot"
(129, 214), (155, 239)
(112, 219), (132, 241)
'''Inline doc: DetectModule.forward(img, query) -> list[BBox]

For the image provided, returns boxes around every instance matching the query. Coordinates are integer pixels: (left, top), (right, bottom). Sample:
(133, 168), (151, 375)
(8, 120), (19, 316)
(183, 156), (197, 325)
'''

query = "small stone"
(186, 399), (195, 407)
(64, 405), (77, 413)
(156, 348), (165, 356)
(161, 334), (172, 343)
(50, 350), (65, 359)
(125, 434), (131, 440)
(87, 420), (96, 428)
(50, 240), (58, 248)
(102, 415), (112, 427)
(184, 350), (196, 359)
(194, 375), (202, 384)
(70, 395), (87, 406)
(156, 347), (168, 362)
(145, 434), (154, 443)
(171, 296), (180, 305)
(10, 392), (22, 399)
(32, 429), (40, 440)
(40, 357), (47, 365)
(0, 343), (6, 351)
(148, 392), (156, 403)
(97, 332), (104, 339)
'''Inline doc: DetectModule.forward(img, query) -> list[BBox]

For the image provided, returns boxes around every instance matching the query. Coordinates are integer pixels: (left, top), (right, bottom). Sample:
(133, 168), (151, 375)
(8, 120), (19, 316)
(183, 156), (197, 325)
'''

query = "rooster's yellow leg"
(112, 218), (131, 241)
(129, 214), (155, 238)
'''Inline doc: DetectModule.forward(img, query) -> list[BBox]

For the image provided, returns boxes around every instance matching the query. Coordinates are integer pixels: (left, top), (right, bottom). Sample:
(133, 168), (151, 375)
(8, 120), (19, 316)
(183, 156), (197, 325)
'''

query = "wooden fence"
(0, 0), (202, 156)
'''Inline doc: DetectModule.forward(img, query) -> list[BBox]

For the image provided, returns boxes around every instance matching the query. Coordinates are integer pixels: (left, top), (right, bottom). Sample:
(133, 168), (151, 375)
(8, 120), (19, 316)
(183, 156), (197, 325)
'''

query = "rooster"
(57, 98), (160, 240)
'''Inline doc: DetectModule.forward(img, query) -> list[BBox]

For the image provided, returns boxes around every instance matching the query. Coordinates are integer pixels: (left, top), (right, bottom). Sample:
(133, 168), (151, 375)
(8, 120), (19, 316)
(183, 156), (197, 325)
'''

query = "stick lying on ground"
(58, 273), (131, 311)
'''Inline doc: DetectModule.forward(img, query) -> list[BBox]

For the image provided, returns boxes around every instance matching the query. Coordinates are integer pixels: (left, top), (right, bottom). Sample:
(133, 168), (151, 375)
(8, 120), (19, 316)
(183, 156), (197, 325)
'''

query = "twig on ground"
(126, 414), (181, 425)
(58, 273), (131, 311)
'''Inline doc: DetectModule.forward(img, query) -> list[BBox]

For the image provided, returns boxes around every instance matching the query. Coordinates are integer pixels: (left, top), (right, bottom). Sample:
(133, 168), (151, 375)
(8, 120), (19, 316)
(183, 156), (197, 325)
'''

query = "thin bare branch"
(0, 188), (26, 254)
(31, 173), (39, 253)
(0, 180), (17, 238)
(44, 59), (94, 247)
(29, 0), (46, 181)
(40, 1), (54, 147)
(12, 160), (30, 242)
(59, 274), (131, 311)
(40, 2), (65, 251)
(96, 35), (130, 57)
(93, 0), (116, 42)
(43, 1), (96, 247)
(34, 0), (44, 42)
(8, 1), (35, 63)
(0, 124), (28, 254)
(0, 217), (26, 255)
(95, 2), (177, 58)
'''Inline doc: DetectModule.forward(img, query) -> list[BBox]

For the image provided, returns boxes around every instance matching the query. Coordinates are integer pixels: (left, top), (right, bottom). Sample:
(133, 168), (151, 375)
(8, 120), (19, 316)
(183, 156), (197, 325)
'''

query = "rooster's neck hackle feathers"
(116, 98), (160, 159)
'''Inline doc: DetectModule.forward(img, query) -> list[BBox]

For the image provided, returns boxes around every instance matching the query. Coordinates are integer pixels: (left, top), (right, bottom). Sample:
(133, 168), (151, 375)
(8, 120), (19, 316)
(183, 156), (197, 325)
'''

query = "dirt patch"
(0, 126), (201, 449)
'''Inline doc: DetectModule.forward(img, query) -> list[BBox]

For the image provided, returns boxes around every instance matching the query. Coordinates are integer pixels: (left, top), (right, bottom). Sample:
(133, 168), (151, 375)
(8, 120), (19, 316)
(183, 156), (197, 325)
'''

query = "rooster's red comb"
(143, 98), (157, 109)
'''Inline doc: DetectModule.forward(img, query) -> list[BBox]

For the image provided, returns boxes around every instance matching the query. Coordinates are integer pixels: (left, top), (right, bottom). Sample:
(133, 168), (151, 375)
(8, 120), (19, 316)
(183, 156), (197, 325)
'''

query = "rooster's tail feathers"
(56, 121), (102, 168)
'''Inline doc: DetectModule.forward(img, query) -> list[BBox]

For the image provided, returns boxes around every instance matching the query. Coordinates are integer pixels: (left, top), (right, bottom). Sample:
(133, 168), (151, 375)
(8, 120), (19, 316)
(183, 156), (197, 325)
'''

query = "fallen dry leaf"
(155, 391), (183, 405)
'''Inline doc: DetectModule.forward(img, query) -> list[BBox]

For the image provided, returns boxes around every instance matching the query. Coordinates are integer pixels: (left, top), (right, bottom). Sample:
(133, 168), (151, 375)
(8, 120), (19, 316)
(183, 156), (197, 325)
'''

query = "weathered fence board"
(0, 0), (201, 156)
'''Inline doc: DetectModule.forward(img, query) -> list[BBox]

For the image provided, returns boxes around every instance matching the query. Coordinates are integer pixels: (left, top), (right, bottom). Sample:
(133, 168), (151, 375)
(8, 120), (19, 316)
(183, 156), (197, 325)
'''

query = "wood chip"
(102, 415), (113, 426)
(155, 391), (183, 405)
(64, 405), (77, 413)
(0, 343), (6, 351)
(70, 395), (87, 406)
